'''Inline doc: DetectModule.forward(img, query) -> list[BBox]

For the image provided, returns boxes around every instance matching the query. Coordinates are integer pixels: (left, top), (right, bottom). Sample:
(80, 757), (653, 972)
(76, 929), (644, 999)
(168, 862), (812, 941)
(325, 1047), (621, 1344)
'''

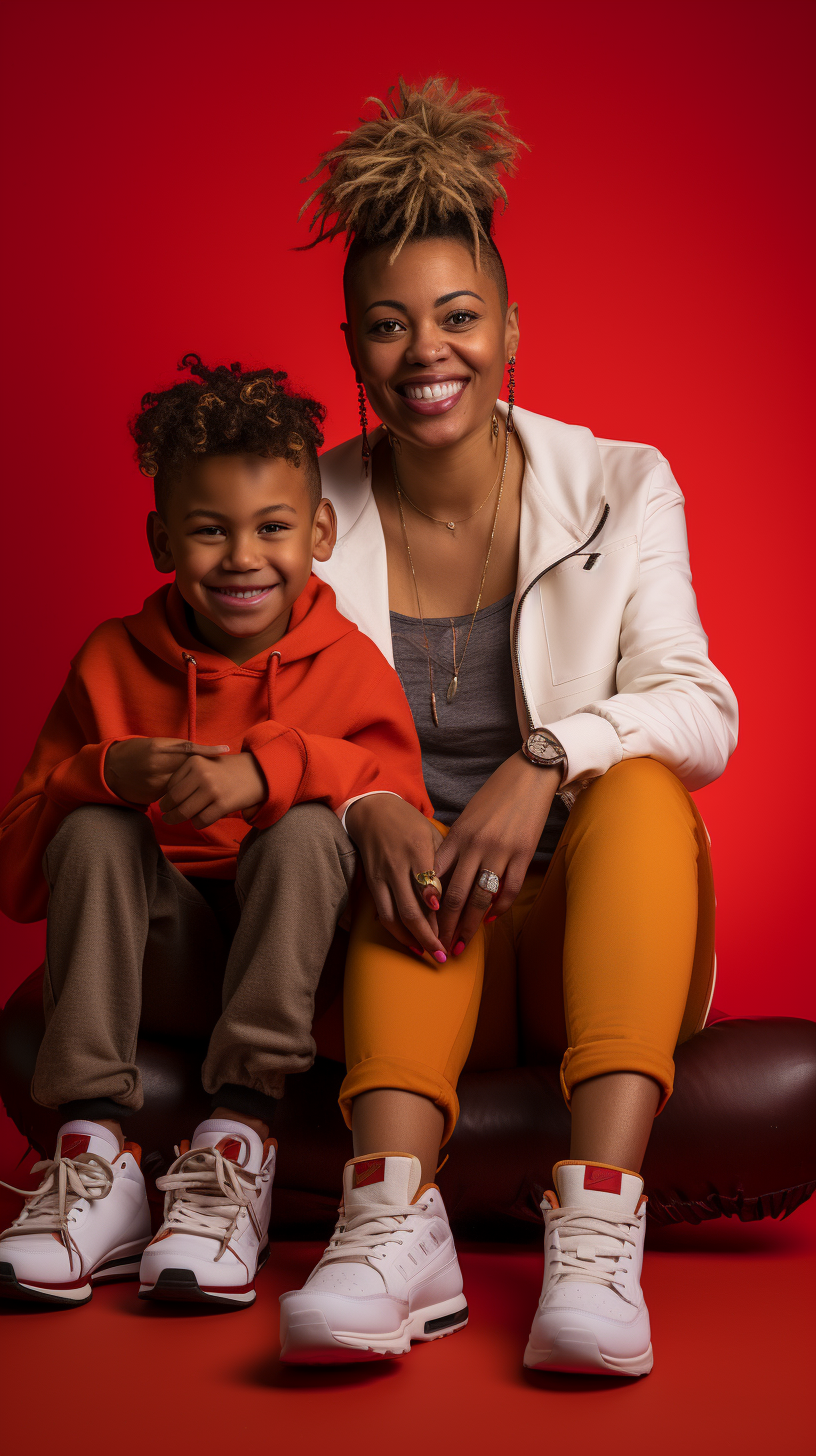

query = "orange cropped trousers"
(334, 758), (716, 1146)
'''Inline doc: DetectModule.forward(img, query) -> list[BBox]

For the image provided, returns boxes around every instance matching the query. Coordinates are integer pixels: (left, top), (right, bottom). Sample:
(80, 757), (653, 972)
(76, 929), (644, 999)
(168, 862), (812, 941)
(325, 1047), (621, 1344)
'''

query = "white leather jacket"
(315, 402), (738, 800)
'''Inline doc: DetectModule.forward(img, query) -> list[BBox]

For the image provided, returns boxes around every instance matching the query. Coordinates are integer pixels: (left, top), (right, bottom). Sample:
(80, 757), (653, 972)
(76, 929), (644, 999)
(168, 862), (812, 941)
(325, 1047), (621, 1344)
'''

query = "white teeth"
(217, 588), (267, 599)
(405, 381), (464, 402)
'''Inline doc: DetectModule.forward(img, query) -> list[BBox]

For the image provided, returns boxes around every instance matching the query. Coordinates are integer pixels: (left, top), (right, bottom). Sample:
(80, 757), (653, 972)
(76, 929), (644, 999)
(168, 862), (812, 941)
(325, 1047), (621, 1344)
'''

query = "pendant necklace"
(396, 413), (504, 538)
(392, 427), (511, 725)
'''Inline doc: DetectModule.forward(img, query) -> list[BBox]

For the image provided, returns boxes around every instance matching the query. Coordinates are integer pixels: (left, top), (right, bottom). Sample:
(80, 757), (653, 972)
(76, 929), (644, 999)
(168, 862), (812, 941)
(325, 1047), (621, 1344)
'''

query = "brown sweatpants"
(33, 803), (357, 1115)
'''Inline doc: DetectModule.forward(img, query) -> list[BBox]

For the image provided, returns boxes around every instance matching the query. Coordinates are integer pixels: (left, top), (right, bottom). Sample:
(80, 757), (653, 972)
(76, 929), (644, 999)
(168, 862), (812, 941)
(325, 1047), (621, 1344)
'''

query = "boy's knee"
(47, 805), (152, 866)
(240, 804), (354, 876)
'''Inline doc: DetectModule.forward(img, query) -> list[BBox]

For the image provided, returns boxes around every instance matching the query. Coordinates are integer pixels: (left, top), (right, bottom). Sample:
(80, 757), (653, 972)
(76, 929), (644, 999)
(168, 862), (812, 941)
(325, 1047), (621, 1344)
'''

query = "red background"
(0, 8), (814, 1452)
(1, 0), (814, 1033)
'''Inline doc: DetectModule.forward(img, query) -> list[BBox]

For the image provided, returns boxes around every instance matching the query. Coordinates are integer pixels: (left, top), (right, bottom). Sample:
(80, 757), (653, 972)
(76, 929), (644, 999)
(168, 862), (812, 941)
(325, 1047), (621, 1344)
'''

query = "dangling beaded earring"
(357, 377), (371, 475)
(506, 355), (516, 435)
(491, 412), (499, 439)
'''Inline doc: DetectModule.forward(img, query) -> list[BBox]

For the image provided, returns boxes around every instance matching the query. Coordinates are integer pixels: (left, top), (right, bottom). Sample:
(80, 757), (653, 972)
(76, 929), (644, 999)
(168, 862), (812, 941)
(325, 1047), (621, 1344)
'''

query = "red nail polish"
(433, 950), (447, 964)
(453, 940), (465, 956)
(486, 914), (497, 924)
(430, 896), (440, 911)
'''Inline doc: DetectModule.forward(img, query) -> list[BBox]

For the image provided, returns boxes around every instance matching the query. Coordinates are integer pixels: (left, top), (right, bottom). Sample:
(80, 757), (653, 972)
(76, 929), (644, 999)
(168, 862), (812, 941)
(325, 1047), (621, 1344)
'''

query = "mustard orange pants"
(337, 759), (716, 1146)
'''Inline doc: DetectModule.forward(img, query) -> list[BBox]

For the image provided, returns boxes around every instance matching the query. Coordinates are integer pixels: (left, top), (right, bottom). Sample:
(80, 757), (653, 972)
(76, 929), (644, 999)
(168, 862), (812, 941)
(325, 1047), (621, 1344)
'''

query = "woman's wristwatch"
(522, 729), (568, 775)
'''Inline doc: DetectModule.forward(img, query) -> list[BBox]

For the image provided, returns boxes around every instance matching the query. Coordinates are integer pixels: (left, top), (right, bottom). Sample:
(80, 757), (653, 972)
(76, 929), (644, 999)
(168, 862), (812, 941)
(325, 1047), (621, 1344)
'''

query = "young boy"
(0, 353), (431, 1309)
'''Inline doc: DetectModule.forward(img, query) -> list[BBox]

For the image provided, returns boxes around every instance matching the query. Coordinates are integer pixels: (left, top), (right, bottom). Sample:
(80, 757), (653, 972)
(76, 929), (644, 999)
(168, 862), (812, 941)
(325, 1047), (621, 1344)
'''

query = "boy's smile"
(147, 453), (335, 666)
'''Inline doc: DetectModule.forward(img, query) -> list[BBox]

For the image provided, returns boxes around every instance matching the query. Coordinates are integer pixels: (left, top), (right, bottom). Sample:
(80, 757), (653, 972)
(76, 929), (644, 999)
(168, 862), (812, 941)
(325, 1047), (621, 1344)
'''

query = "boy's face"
(148, 453), (335, 663)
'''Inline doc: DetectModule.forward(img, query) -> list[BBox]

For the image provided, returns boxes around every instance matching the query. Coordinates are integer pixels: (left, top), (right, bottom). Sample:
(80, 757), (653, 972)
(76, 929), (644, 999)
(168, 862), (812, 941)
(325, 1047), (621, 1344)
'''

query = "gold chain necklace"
(398, 460), (502, 534)
(392, 427), (511, 726)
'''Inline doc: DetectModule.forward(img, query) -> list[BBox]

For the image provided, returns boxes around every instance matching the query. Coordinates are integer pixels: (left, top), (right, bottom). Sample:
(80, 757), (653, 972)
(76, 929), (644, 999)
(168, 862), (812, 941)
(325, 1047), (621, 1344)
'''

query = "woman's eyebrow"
(364, 298), (407, 314)
(435, 290), (485, 305)
(364, 289), (486, 315)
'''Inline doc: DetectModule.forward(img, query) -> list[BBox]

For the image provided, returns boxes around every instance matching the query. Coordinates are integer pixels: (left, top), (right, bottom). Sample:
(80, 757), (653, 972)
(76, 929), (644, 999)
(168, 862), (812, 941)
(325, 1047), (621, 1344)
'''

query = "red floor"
(1, 1162), (813, 1454)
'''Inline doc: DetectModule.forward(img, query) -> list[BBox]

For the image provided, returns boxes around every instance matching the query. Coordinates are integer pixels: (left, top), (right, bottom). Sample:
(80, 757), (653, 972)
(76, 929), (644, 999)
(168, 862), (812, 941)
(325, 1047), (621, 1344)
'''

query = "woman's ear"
(505, 302), (520, 361)
(146, 511), (176, 573)
(311, 498), (337, 563)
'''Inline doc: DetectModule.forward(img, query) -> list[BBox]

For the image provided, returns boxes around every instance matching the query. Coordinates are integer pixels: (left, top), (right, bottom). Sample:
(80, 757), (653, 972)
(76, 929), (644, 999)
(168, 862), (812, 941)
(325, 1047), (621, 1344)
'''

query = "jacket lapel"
(315, 428), (393, 664)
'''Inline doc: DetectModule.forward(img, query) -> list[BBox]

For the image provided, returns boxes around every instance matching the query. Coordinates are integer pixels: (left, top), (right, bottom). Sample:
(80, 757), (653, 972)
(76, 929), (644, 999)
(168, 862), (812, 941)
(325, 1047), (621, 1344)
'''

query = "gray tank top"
(391, 593), (568, 863)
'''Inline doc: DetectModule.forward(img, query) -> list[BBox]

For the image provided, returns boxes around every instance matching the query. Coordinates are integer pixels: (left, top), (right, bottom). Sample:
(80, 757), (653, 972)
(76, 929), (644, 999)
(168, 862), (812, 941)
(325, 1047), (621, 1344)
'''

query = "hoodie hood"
(124, 575), (357, 681)
(123, 576), (359, 742)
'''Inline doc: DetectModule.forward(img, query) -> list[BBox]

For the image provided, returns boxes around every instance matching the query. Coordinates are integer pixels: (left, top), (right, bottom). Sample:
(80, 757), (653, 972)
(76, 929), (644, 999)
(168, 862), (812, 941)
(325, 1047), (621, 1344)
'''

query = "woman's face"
(344, 237), (519, 450)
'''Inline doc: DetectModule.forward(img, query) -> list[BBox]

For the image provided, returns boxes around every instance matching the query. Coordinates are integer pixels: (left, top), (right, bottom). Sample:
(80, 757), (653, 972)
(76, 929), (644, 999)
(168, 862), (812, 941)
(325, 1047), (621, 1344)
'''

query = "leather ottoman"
(1, 968), (814, 1237)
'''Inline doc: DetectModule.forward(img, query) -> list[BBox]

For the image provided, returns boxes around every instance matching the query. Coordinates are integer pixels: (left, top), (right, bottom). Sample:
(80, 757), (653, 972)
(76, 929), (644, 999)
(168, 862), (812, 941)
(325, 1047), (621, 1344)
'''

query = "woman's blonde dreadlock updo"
(300, 78), (525, 291)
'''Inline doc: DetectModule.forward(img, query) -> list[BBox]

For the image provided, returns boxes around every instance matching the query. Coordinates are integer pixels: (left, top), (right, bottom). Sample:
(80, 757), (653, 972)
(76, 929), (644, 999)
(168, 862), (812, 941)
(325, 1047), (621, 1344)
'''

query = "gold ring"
(414, 870), (442, 898)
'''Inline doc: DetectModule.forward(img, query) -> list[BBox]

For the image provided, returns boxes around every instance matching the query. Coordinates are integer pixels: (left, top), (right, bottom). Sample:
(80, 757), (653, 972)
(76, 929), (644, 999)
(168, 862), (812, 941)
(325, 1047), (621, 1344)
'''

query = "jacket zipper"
(512, 503), (611, 732)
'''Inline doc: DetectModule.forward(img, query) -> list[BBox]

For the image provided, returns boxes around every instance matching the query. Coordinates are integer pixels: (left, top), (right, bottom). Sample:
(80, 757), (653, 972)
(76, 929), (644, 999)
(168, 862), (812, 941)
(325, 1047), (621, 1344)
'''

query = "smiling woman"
(272, 77), (744, 1377)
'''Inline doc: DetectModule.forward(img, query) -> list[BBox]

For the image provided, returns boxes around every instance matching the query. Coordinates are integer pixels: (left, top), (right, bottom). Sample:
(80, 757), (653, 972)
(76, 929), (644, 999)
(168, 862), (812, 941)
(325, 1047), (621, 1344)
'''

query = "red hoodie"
(0, 575), (432, 921)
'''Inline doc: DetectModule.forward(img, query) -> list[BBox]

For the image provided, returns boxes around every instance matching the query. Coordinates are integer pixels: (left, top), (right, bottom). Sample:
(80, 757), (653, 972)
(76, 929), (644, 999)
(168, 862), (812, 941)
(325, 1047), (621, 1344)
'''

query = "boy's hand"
(158, 752), (266, 828)
(105, 737), (230, 805)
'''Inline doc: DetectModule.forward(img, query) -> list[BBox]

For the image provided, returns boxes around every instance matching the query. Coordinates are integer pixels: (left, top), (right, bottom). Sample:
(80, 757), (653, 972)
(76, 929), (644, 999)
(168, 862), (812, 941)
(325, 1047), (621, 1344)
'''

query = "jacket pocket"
(538, 537), (638, 685)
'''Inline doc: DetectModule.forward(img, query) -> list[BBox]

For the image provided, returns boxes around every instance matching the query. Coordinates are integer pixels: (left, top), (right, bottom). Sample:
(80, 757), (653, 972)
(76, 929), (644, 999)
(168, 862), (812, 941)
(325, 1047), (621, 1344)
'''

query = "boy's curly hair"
(130, 354), (326, 511)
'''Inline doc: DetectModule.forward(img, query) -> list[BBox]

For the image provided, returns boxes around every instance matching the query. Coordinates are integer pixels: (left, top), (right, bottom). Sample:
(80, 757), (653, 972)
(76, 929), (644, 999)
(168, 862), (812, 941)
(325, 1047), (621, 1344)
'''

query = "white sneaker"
(0, 1121), (151, 1307)
(138, 1119), (275, 1308)
(279, 1152), (468, 1363)
(523, 1160), (653, 1377)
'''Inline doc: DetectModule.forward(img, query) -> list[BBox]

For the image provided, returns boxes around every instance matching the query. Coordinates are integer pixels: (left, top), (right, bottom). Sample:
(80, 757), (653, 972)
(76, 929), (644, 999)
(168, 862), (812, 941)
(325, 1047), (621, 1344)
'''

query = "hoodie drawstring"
(182, 648), (279, 741)
(267, 652), (281, 721)
(182, 653), (197, 743)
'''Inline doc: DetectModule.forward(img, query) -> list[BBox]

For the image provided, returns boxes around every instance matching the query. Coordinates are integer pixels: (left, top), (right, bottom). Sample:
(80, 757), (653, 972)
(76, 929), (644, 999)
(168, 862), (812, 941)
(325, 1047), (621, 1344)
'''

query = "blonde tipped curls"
(300, 77), (526, 266)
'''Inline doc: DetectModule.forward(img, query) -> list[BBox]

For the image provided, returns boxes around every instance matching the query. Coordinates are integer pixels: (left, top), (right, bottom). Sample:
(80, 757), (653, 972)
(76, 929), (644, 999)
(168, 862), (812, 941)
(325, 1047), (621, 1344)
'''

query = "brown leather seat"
(1, 967), (814, 1236)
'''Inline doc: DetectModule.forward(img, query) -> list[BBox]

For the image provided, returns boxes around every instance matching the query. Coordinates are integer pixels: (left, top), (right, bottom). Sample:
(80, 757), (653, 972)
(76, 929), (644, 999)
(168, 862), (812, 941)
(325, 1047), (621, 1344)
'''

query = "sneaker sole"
(280, 1297), (469, 1364)
(136, 1240), (269, 1310)
(138, 1268), (255, 1307)
(524, 1329), (653, 1378)
(138, 1244), (269, 1309)
(0, 1251), (145, 1310)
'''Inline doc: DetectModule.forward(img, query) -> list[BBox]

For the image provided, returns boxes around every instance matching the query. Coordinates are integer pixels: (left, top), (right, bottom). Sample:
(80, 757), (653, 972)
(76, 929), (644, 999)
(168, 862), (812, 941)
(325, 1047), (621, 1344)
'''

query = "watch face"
(527, 732), (564, 763)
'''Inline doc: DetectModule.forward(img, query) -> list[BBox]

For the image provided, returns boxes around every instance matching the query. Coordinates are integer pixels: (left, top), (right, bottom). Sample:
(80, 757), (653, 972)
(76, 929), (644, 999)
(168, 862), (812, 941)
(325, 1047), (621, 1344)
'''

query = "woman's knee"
(579, 757), (693, 827)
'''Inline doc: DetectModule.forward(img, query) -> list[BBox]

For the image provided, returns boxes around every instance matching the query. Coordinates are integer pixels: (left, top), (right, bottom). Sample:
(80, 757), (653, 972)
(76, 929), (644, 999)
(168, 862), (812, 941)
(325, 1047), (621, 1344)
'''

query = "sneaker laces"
(0, 1154), (114, 1272)
(318, 1198), (428, 1268)
(545, 1206), (640, 1297)
(154, 1145), (263, 1260)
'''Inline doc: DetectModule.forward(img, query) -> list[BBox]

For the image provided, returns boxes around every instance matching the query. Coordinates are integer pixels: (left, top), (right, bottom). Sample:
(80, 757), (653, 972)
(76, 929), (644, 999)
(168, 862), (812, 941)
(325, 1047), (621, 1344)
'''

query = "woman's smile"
(397, 376), (468, 414)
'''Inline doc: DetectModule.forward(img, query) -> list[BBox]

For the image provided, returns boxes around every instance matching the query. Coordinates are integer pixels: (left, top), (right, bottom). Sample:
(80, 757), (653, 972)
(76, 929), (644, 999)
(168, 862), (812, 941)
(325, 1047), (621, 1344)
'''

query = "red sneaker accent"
(353, 1158), (386, 1188)
(583, 1165), (622, 1195)
(59, 1134), (90, 1160)
(216, 1138), (243, 1163)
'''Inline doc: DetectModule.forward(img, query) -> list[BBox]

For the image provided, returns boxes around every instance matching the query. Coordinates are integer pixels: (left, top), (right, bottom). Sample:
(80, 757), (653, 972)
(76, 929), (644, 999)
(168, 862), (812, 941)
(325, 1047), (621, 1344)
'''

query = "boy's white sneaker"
(138, 1119), (275, 1308)
(0, 1120), (151, 1308)
(523, 1160), (653, 1377)
(279, 1152), (468, 1363)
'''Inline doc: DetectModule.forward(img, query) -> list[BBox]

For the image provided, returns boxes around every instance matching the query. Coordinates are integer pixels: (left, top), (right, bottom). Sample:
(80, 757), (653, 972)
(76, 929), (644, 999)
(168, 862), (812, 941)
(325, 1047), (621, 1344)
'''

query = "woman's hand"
(433, 751), (561, 952)
(345, 794), (447, 960)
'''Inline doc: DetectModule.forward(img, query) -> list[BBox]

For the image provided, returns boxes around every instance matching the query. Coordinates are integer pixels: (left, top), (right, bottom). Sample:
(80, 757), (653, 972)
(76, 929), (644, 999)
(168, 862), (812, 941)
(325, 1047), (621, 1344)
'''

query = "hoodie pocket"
(538, 536), (638, 685)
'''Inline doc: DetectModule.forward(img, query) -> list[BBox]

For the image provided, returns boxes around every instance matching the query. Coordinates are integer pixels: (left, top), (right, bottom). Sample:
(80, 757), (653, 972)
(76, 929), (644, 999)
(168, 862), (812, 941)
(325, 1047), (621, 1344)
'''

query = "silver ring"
(477, 869), (500, 896)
